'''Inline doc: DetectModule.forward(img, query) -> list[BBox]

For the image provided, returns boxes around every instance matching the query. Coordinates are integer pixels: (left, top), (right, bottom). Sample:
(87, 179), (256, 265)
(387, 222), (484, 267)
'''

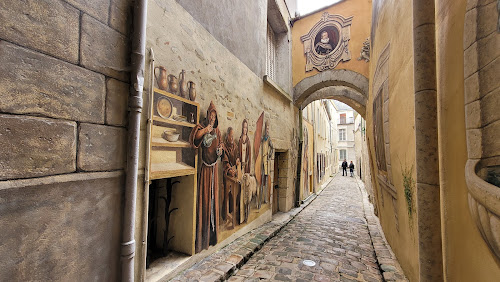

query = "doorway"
(273, 151), (288, 214)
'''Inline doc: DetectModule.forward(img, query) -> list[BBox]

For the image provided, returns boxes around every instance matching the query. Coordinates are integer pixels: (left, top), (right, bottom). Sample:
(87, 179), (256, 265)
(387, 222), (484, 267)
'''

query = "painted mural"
(300, 12), (353, 72)
(187, 105), (272, 253)
(189, 101), (222, 252)
(146, 60), (284, 263)
(147, 68), (276, 257)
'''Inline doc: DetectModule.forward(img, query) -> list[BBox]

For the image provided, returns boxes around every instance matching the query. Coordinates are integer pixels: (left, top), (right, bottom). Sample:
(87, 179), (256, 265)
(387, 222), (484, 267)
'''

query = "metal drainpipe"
(295, 109), (303, 207)
(122, 0), (147, 281)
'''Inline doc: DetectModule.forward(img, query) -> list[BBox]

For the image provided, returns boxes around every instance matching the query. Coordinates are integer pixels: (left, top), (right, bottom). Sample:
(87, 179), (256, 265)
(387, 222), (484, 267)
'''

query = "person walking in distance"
(349, 161), (355, 177)
(342, 159), (348, 176)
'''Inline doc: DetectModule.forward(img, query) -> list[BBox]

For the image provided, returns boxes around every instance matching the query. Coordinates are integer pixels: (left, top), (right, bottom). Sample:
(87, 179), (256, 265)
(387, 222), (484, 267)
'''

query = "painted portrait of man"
(314, 27), (339, 55)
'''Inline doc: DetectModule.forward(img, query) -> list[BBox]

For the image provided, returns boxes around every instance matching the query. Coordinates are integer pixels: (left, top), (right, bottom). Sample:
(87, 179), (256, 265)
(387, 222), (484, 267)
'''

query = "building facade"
(141, 0), (299, 280)
(301, 99), (338, 198)
(354, 114), (374, 204)
(335, 102), (357, 168)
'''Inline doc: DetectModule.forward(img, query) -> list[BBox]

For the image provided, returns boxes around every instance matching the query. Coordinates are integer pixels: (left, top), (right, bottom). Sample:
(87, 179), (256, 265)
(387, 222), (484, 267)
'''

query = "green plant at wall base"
(401, 163), (415, 219)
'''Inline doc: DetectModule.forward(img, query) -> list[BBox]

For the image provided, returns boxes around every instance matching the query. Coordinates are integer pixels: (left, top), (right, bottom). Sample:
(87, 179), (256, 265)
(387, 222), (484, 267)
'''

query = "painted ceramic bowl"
(162, 130), (180, 142)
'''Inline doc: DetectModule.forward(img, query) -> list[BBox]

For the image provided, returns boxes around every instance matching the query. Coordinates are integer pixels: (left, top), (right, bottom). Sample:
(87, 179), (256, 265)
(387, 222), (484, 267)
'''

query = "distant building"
(301, 99), (338, 197)
(334, 101), (356, 168)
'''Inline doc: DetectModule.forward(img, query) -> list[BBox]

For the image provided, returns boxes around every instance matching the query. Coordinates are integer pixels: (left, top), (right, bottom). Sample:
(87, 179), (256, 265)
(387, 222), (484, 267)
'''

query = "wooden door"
(272, 153), (279, 214)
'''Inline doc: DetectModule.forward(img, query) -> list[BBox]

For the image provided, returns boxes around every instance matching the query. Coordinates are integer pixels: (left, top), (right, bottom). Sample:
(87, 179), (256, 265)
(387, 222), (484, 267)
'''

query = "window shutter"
(266, 23), (276, 81)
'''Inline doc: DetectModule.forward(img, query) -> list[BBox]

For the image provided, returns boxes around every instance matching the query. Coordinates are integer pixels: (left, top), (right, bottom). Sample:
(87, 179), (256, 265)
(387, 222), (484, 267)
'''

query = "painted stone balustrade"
(466, 159), (500, 259)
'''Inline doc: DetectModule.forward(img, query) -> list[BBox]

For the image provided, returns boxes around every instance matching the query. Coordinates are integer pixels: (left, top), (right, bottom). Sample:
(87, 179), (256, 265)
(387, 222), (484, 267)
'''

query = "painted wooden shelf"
(150, 162), (196, 179)
(151, 137), (191, 148)
(153, 116), (196, 128)
(154, 88), (199, 107)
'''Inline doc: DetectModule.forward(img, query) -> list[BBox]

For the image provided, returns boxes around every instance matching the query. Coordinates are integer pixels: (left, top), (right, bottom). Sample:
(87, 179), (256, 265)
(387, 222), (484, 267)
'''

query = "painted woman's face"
(243, 121), (248, 135)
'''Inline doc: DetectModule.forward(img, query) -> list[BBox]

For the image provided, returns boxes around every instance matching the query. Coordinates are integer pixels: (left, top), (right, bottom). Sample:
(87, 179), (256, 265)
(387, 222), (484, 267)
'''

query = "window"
(339, 129), (346, 141)
(266, 23), (277, 81)
(373, 91), (387, 172)
(340, 113), (346, 124)
(340, 149), (347, 161)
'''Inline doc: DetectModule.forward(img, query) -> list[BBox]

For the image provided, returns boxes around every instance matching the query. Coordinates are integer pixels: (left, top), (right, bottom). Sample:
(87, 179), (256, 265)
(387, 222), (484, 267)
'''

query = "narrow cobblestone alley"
(228, 175), (398, 282)
(170, 175), (406, 282)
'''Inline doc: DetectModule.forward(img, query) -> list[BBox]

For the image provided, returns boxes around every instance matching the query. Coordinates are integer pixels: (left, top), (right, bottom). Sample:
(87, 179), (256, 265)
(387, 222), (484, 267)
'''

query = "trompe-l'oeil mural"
(148, 64), (275, 255)
(301, 12), (353, 72)
(190, 105), (274, 252)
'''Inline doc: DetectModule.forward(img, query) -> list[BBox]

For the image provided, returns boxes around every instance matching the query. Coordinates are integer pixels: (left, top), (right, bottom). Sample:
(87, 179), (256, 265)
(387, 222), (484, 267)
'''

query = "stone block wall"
(0, 0), (132, 280)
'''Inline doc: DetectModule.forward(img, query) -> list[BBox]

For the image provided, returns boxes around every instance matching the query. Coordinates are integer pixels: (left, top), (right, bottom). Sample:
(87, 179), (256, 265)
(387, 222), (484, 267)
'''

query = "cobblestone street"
(171, 174), (406, 281)
(227, 175), (402, 282)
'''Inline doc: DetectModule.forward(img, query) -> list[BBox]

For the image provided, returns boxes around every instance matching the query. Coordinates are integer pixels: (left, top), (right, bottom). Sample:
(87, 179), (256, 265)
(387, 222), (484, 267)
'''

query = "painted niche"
(372, 44), (398, 231)
(463, 0), (500, 260)
(300, 12), (353, 72)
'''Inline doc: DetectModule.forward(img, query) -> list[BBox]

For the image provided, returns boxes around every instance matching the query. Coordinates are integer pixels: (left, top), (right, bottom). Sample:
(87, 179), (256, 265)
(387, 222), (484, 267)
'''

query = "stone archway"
(301, 86), (367, 117)
(293, 69), (369, 117)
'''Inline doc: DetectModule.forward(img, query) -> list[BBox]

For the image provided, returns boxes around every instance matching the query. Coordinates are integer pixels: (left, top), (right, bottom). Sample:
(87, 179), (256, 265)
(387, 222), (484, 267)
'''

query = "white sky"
(297, 0), (342, 15)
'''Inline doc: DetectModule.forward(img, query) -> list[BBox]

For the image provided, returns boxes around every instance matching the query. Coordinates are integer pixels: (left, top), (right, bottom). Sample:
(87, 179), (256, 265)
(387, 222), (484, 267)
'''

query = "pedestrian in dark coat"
(342, 159), (348, 176)
(349, 161), (355, 177)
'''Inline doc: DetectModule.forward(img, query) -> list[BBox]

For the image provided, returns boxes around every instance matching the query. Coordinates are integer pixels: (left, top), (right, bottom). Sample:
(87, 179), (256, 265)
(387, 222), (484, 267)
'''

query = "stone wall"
(176, 0), (267, 77)
(176, 0), (293, 93)
(0, 0), (132, 280)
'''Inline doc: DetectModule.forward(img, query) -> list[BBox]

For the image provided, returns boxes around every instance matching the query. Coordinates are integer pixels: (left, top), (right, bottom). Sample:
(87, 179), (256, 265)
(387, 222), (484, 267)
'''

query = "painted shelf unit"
(147, 87), (200, 255)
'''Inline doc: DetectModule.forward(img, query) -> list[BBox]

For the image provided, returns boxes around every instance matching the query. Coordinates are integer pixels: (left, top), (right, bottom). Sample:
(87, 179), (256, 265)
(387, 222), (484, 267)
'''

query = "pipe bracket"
(129, 96), (143, 112)
(121, 239), (136, 257)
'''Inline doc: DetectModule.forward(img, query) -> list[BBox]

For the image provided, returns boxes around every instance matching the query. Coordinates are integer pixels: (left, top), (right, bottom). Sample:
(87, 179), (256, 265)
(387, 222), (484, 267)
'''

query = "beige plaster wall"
(291, 0), (372, 86)
(136, 0), (299, 279)
(366, 0), (419, 280)
(436, 0), (500, 280)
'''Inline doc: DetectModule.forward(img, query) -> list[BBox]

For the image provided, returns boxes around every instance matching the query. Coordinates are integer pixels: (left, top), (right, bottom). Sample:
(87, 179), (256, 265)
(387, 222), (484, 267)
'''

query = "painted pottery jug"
(188, 81), (197, 101)
(154, 66), (168, 90)
(179, 70), (188, 98)
(168, 74), (178, 93)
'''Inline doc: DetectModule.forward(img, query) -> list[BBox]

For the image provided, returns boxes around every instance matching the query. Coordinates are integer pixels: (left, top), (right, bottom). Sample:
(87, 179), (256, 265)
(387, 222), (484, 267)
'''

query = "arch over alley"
(293, 69), (369, 117)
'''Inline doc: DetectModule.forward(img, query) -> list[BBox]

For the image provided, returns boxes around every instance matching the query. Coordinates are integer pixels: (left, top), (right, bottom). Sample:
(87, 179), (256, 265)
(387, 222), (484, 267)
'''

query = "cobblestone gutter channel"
(355, 178), (407, 281)
(169, 174), (407, 281)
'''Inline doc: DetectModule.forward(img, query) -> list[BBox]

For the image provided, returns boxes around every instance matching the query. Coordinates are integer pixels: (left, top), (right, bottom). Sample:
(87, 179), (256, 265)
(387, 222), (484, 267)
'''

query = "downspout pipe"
(122, 0), (147, 281)
(295, 109), (303, 207)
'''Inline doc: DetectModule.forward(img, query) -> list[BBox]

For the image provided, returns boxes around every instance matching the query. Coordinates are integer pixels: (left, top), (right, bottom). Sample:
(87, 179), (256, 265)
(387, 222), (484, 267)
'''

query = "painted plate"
(157, 97), (173, 119)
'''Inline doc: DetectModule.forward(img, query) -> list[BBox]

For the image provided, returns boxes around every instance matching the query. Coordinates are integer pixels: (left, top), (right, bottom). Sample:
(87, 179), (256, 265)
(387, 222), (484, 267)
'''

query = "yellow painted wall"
(366, 0), (419, 280)
(436, 0), (500, 280)
(291, 0), (372, 86)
